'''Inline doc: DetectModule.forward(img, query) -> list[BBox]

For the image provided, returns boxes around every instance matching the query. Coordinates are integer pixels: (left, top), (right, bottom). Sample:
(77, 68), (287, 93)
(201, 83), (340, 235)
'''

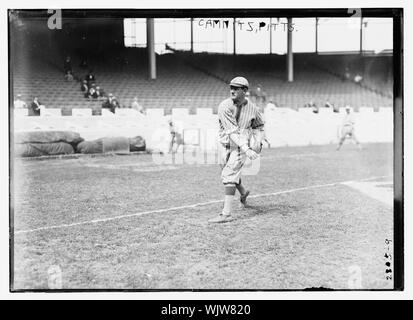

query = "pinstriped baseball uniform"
(218, 97), (265, 185)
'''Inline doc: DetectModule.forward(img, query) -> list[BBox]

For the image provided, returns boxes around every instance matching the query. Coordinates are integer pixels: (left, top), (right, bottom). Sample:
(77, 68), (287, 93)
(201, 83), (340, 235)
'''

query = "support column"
(233, 18), (236, 55)
(315, 17), (318, 54)
(269, 17), (272, 54)
(190, 18), (194, 53)
(360, 17), (363, 54)
(146, 18), (156, 80)
(287, 17), (293, 82)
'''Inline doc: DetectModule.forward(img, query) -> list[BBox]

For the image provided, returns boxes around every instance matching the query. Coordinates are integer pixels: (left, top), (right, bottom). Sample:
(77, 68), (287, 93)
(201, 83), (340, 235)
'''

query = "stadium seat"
(12, 50), (393, 146)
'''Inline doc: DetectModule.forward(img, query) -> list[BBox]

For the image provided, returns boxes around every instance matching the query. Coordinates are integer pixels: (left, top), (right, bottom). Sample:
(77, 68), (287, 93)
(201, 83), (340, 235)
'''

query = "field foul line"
(14, 175), (391, 235)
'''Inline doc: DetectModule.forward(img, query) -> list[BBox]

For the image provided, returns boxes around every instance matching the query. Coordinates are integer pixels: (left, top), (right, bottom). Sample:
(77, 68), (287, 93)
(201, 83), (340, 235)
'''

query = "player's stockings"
(236, 179), (246, 196)
(223, 185), (236, 215)
(336, 137), (345, 150)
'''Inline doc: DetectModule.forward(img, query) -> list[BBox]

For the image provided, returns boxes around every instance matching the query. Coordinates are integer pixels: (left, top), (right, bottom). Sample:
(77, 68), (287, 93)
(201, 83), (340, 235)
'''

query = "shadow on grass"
(239, 202), (301, 219)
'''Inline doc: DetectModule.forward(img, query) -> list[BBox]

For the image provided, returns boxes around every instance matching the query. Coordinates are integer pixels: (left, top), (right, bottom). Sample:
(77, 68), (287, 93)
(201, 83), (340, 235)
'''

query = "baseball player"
(168, 119), (177, 153)
(168, 119), (184, 153)
(208, 76), (265, 223)
(336, 105), (362, 150)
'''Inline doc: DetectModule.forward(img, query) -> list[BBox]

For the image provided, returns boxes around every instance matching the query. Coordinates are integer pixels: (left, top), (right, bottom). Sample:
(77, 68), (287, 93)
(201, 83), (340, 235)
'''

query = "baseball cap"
(230, 76), (249, 89)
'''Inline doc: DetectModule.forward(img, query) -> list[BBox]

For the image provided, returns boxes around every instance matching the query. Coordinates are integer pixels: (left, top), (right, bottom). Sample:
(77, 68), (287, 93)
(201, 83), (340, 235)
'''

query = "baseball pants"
(220, 145), (247, 186)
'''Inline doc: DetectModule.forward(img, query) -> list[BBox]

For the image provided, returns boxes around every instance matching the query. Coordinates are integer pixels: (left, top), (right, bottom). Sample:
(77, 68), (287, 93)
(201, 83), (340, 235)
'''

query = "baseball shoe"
(208, 214), (234, 223)
(240, 190), (250, 207)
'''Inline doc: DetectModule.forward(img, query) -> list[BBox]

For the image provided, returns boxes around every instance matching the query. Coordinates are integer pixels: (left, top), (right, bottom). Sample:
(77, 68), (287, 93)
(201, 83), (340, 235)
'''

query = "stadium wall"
(14, 107), (393, 154)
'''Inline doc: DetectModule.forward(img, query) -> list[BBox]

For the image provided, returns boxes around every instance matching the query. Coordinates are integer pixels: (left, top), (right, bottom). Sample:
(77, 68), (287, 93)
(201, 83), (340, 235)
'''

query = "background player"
(168, 119), (184, 153)
(209, 76), (265, 223)
(336, 105), (362, 150)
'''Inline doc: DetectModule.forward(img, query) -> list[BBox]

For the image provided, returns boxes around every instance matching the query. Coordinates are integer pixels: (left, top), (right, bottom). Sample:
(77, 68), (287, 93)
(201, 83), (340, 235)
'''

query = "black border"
(8, 9), (15, 293)
(9, 8), (401, 18)
(392, 10), (404, 291)
(8, 8), (404, 293)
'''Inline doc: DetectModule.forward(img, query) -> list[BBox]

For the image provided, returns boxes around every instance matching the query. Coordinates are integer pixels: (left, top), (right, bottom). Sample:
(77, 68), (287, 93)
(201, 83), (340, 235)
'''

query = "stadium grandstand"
(11, 12), (393, 116)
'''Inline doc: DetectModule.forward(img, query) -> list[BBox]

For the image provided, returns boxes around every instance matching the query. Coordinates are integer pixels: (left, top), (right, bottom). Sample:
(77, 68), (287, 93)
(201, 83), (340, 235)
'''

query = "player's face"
(230, 86), (245, 102)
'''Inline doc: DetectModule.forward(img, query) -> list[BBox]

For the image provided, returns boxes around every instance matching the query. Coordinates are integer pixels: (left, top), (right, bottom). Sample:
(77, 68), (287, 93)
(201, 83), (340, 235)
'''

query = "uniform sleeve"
(218, 103), (248, 150)
(218, 104), (238, 135)
(251, 107), (265, 130)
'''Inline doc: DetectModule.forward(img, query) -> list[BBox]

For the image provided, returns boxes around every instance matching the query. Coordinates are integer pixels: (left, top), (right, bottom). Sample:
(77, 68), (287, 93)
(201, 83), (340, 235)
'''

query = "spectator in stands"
(325, 99), (339, 113)
(101, 96), (114, 113)
(344, 67), (351, 80)
(94, 86), (104, 99)
(80, 80), (88, 93)
(29, 97), (42, 116)
(64, 56), (72, 74)
(101, 93), (120, 113)
(65, 70), (74, 81)
(92, 87), (100, 99)
(304, 100), (315, 108)
(85, 85), (95, 99)
(14, 94), (27, 109)
(311, 102), (319, 114)
(131, 97), (146, 115)
(354, 74), (363, 83)
(85, 69), (96, 85)
(108, 93), (114, 103)
(111, 96), (121, 109)
(85, 84), (96, 99)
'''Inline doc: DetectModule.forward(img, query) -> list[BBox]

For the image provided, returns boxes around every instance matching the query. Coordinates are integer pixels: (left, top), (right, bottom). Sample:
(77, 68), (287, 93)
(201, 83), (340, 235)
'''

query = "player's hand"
(245, 148), (258, 160)
(251, 142), (262, 154)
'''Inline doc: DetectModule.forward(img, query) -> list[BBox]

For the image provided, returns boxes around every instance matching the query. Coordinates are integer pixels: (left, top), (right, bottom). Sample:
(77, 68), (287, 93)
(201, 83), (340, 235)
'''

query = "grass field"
(12, 142), (394, 290)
